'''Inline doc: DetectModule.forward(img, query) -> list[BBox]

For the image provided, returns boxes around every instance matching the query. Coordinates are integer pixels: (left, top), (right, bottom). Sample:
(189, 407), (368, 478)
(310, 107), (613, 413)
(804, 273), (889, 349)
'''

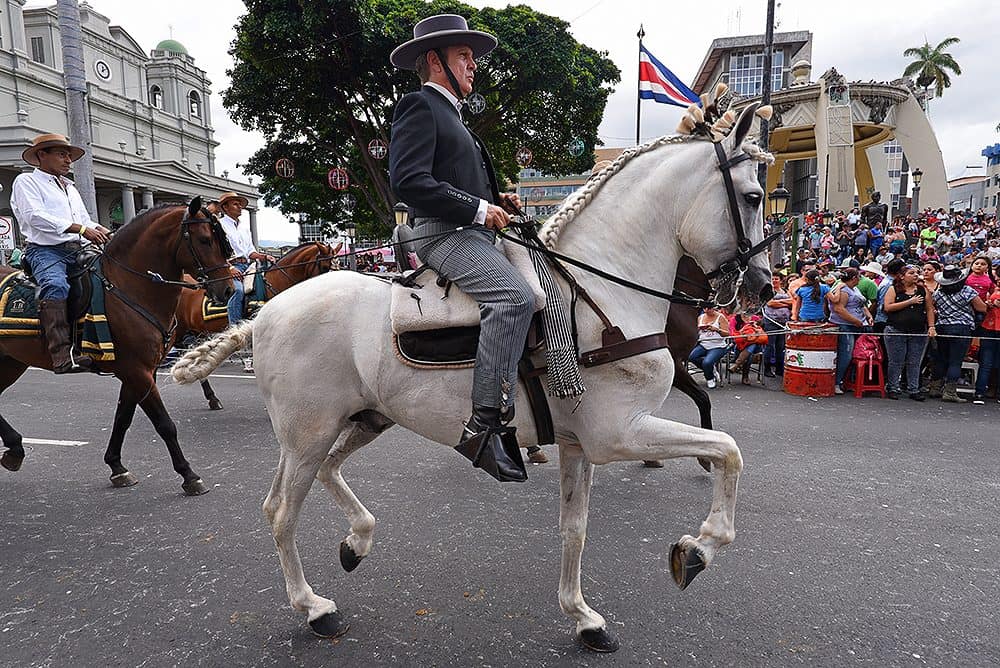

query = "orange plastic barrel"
(783, 322), (838, 397)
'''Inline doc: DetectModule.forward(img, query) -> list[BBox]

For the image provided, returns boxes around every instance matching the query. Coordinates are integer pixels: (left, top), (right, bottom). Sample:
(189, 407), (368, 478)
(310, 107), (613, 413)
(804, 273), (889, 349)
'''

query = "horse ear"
(188, 196), (202, 217)
(725, 103), (760, 152)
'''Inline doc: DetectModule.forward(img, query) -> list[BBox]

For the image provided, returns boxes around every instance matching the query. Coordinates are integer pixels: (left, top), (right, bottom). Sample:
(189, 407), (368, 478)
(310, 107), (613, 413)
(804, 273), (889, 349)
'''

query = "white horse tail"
(171, 320), (254, 384)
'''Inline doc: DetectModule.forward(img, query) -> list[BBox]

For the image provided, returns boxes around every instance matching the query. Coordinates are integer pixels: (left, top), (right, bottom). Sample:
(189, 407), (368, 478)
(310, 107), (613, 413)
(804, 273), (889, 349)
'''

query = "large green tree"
(902, 37), (961, 99)
(225, 0), (620, 239)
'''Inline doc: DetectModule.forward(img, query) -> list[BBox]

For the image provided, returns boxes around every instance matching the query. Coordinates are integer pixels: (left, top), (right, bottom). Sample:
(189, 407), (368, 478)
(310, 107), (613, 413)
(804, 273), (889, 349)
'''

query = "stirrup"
(455, 425), (527, 483)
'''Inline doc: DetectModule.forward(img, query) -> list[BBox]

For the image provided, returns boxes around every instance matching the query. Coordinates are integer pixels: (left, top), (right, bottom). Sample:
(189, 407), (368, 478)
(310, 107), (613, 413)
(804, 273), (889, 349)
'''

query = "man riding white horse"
(10, 133), (112, 373)
(389, 14), (531, 482)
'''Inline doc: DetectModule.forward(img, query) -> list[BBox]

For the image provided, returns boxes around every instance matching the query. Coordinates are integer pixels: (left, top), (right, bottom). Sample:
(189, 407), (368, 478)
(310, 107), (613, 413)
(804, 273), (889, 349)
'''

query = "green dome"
(155, 39), (188, 56)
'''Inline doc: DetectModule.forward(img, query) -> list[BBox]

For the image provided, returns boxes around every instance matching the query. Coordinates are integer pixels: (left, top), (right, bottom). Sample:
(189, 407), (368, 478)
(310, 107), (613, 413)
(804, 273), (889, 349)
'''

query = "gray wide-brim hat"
(390, 14), (497, 70)
(935, 264), (969, 286)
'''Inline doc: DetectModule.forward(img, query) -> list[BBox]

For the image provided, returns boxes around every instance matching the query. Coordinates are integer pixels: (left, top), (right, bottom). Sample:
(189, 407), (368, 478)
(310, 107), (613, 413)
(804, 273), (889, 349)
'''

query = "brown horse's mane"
(274, 241), (328, 264)
(105, 203), (181, 256)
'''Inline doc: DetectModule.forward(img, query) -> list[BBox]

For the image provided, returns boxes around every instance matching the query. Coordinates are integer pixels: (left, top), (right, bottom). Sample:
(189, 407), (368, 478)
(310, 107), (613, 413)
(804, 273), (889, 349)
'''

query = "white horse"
(172, 103), (774, 652)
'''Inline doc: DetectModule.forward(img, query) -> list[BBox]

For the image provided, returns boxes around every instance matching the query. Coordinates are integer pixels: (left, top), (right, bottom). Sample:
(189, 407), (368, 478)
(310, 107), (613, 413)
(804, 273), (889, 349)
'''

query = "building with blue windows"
(983, 144), (1000, 213)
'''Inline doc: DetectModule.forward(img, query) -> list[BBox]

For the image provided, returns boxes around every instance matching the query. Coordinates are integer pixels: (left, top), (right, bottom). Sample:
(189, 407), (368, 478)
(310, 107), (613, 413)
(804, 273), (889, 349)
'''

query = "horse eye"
(744, 193), (762, 207)
(199, 237), (212, 245)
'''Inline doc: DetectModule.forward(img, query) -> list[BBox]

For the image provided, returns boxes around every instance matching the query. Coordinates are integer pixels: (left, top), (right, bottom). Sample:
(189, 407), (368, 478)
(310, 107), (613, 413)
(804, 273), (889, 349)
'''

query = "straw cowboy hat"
(390, 14), (497, 70)
(218, 191), (249, 208)
(860, 261), (885, 277)
(935, 264), (969, 286)
(22, 133), (85, 167)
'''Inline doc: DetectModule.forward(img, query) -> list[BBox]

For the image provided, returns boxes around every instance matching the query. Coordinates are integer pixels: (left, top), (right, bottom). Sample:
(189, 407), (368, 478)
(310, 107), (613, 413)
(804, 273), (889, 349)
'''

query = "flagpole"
(635, 24), (644, 146)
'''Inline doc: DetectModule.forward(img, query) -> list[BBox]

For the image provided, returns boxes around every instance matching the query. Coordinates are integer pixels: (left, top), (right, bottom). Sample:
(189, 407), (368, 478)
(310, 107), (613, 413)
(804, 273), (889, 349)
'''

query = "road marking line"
(156, 372), (255, 380)
(23, 438), (88, 447)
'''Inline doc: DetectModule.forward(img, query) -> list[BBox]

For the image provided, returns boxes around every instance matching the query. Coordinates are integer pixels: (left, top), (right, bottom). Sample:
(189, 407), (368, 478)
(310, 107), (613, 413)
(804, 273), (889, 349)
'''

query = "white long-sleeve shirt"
(219, 213), (256, 259)
(11, 168), (95, 246)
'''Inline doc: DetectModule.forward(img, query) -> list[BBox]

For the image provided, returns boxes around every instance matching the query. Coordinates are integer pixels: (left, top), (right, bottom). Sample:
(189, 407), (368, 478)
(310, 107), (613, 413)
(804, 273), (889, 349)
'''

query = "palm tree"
(903, 37), (961, 99)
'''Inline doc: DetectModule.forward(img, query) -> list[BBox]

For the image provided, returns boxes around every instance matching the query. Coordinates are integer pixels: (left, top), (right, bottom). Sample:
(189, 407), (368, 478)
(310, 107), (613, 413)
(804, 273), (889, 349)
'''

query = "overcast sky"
(30, 0), (1000, 241)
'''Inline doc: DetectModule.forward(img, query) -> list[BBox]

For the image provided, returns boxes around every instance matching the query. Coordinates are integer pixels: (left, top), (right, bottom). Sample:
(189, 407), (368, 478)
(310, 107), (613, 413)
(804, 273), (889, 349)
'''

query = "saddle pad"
(0, 268), (115, 361)
(394, 326), (479, 369)
(389, 237), (546, 335)
(201, 297), (265, 322)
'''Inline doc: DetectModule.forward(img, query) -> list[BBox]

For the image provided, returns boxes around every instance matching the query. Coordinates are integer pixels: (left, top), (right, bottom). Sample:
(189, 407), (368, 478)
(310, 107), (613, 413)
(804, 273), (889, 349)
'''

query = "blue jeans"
(227, 261), (249, 324)
(24, 243), (79, 301)
(884, 326), (927, 394)
(689, 344), (726, 382)
(833, 324), (864, 386)
(763, 320), (787, 373)
(932, 323), (973, 383)
(975, 331), (1000, 396)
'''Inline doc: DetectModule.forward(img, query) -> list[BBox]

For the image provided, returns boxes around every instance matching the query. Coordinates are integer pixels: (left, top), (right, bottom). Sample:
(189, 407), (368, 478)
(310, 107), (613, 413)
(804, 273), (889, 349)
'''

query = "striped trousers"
(415, 221), (535, 411)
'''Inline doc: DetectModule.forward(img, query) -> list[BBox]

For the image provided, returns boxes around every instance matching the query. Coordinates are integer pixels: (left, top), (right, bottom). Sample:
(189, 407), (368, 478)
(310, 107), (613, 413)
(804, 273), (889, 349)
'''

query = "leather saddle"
(19, 245), (99, 320)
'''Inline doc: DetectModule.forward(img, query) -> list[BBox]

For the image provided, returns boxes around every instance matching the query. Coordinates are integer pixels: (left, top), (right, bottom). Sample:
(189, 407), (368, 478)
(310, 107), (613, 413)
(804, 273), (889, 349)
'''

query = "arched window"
(188, 90), (201, 118)
(149, 85), (163, 109)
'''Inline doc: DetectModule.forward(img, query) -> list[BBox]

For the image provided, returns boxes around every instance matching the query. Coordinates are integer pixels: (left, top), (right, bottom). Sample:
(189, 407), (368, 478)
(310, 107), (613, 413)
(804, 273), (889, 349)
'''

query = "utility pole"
(757, 0), (776, 189)
(56, 0), (98, 220)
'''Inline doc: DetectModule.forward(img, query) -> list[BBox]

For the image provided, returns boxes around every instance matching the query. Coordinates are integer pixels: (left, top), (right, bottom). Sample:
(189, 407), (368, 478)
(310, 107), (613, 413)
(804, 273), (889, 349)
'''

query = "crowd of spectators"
(692, 206), (1000, 404)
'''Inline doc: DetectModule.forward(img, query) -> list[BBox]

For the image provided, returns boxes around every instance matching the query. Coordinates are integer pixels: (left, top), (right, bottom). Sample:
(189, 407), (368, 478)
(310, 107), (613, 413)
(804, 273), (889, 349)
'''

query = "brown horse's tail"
(171, 321), (254, 384)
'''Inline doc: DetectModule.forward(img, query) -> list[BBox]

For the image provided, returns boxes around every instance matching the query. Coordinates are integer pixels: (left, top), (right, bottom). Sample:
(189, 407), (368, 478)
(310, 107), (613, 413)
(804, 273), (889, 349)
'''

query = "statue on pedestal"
(860, 191), (889, 228)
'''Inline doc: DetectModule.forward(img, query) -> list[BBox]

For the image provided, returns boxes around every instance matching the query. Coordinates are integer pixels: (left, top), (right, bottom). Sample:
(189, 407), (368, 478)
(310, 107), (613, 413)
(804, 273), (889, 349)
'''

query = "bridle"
(704, 141), (782, 305)
(176, 209), (233, 290)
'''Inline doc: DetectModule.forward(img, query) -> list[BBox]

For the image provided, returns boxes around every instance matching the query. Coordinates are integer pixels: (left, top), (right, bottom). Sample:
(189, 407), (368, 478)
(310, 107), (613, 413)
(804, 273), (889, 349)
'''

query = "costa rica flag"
(638, 45), (701, 107)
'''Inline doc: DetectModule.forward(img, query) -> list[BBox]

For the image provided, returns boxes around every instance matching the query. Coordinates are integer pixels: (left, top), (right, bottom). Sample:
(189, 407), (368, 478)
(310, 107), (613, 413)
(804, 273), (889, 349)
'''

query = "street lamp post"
(768, 184), (791, 265)
(910, 167), (923, 217)
(344, 221), (357, 272)
(393, 201), (410, 227)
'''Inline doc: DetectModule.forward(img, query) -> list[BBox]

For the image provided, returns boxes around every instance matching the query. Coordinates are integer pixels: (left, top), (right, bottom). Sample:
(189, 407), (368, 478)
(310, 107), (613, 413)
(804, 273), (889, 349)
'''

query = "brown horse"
(0, 197), (234, 495)
(174, 241), (338, 409)
(645, 255), (715, 470)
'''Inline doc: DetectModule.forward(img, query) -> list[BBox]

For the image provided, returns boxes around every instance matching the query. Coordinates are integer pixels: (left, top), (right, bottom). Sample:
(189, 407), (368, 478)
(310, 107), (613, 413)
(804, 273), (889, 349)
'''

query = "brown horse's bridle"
(177, 211), (233, 290)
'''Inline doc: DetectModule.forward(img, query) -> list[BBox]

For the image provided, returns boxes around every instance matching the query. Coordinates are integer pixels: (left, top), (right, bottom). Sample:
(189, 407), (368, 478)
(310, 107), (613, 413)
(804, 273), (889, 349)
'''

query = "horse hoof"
(669, 541), (707, 591)
(642, 460), (663, 468)
(208, 399), (224, 411)
(182, 478), (210, 496)
(1, 452), (24, 472)
(110, 471), (138, 488)
(339, 541), (363, 573)
(309, 610), (350, 639)
(697, 457), (712, 473)
(578, 626), (620, 653)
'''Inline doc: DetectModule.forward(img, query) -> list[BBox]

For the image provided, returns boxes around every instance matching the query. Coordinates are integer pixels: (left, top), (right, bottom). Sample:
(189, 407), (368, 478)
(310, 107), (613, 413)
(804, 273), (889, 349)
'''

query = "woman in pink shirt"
(965, 256), (995, 302)
(973, 272), (1000, 403)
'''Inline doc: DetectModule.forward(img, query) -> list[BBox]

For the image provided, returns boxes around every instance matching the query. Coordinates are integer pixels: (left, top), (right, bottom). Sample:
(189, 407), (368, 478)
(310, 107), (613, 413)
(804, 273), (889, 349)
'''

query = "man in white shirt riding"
(217, 191), (273, 324)
(10, 133), (111, 373)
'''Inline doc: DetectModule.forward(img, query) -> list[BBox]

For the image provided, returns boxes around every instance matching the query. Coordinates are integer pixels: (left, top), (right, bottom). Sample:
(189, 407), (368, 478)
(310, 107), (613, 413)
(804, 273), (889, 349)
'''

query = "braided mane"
(538, 135), (701, 249)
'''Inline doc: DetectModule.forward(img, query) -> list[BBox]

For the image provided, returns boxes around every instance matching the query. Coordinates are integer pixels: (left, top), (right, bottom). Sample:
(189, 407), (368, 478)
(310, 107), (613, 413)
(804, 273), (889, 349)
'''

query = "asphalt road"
(1, 364), (998, 667)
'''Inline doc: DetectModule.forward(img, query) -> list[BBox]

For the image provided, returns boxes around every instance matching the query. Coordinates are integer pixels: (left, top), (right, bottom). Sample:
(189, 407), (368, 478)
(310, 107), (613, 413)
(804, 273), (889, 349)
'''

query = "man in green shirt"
(919, 224), (938, 248)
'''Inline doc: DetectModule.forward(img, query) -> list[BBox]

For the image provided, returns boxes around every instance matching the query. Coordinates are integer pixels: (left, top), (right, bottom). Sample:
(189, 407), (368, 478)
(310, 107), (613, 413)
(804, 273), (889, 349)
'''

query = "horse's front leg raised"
(130, 372), (208, 496)
(558, 443), (619, 653)
(594, 415), (742, 590)
(316, 420), (387, 573)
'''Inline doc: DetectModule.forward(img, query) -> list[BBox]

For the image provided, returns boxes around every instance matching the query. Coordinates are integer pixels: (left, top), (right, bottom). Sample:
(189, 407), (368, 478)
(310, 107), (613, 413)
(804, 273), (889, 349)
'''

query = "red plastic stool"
(843, 358), (885, 398)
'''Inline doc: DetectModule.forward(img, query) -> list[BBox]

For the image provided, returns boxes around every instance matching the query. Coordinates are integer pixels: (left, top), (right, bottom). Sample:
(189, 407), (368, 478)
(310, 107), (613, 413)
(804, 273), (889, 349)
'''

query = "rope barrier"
(707, 320), (1000, 343)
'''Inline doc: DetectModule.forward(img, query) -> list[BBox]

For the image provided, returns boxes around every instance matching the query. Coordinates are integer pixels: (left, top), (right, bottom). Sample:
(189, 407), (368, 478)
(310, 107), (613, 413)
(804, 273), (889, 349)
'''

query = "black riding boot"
(39, 299), (91, 374)
(456, 405), (527, 483)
